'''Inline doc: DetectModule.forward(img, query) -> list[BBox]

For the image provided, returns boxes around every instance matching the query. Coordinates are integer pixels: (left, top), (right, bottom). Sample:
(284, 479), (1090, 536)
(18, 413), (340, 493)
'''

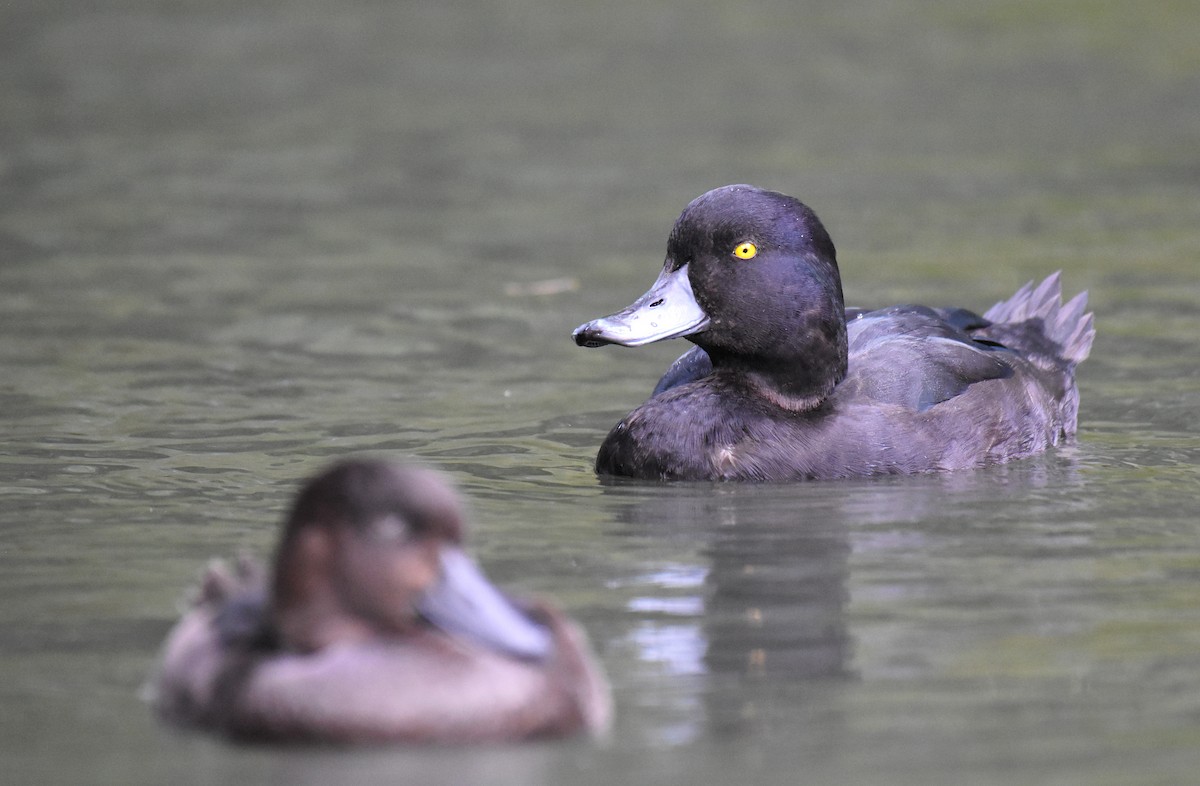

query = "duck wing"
(840, 305), (1013, 412)
(651, 345), (712, 396)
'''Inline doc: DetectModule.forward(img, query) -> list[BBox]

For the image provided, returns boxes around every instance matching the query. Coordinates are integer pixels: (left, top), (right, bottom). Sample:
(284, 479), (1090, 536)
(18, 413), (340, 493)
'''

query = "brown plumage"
(149, 459), (610, 744)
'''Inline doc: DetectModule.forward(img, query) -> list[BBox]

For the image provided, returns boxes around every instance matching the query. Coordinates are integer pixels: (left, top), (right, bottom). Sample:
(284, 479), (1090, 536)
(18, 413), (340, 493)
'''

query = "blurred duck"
(149, 459), (611, 744)
(573, 184), (1095, 481)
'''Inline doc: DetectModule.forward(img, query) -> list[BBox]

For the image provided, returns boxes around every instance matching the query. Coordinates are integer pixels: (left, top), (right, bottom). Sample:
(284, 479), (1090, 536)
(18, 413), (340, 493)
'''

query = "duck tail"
(982, 272), (1095, 366)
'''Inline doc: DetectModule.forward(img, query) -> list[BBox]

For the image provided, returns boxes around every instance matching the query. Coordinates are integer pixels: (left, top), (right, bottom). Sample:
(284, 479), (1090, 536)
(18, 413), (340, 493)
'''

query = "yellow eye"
(733, 241), (758, 260)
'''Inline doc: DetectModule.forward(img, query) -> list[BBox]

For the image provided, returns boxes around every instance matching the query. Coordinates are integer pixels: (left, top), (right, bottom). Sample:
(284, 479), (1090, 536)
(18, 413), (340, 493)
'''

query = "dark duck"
(149, 459), (611, 744)
(573, 184), (1095, 481)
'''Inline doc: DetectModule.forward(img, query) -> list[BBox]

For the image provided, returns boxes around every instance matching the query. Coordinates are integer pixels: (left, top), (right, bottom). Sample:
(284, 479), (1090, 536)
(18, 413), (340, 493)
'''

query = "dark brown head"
(270, 460), (465, 652)
(269, 459), (551, 662)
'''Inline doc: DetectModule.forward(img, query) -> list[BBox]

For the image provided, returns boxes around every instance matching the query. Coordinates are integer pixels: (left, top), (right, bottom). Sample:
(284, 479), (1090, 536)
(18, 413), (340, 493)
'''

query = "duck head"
(574, 185), (848, 410)
(270, 460), (551, 661)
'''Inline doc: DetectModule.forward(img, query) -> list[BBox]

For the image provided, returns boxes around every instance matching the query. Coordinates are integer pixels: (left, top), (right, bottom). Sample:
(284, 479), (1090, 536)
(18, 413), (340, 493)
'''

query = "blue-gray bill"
(573, 263), (709, 347)
(416, 547), (554, 662)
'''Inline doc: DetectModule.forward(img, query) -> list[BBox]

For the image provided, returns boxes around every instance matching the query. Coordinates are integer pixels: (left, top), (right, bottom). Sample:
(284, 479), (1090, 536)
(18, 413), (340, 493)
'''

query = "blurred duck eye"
(733, 241), (758, 260)
(368, 514), (411, 543)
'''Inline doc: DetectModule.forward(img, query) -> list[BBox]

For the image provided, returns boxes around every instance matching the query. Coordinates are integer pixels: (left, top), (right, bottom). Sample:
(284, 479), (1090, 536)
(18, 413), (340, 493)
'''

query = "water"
(3, 0), (1199, 783)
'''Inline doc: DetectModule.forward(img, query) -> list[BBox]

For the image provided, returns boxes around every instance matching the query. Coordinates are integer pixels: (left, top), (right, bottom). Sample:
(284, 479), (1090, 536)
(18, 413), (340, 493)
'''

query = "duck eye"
(733, 241), (758, 260)
(367, 515), (411, 543)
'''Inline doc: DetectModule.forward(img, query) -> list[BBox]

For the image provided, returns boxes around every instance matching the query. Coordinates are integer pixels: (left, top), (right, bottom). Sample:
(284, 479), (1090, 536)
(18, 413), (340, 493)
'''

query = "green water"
(2, 1), (1199, 783)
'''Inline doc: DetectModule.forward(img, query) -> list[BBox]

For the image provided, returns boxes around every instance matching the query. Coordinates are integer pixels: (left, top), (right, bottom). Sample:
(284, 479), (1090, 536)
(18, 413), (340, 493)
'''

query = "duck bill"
(573, 263), (710, 348)
(416, 547), (553, 662)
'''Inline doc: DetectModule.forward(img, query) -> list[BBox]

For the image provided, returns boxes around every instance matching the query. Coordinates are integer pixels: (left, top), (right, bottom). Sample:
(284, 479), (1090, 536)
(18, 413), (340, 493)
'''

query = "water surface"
(2, 1), (1199, 784)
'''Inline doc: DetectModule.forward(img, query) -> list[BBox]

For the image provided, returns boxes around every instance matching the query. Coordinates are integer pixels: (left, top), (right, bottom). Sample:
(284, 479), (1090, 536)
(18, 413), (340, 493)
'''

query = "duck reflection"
(604, 482), (853, 741)
(701, 512), (851, 680)
(602, 452), (1087, 742)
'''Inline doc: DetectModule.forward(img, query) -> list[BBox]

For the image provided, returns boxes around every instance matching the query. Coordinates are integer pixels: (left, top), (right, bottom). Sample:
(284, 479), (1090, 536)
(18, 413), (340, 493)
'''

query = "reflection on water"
(601, 460), (1097, 750)
(593, 450), (1200, 781)
(614, 485), (854, 727)
(3, 0), (1200, 784)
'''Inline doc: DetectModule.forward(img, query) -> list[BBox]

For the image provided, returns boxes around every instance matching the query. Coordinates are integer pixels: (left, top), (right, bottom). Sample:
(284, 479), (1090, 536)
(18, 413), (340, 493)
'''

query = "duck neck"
(705, 321), (848, 413)
(270, 526), (379, 653)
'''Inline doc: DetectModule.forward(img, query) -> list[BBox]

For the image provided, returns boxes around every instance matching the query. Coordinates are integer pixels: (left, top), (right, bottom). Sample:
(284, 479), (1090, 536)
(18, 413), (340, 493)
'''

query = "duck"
(148, 459), (611, 744)
(572, 184), (1095, 481)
